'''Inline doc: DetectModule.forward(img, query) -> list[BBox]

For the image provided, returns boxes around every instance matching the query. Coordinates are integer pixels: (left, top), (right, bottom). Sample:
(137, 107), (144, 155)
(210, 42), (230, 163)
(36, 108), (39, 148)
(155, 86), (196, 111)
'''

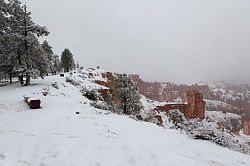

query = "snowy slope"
(206, 111), (242, 121)
(0, 73), (250, 166)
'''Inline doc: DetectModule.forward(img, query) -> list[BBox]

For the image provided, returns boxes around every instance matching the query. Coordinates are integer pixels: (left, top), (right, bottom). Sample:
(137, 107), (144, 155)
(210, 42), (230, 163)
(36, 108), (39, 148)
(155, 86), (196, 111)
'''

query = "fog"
(22, 0), (250, 83)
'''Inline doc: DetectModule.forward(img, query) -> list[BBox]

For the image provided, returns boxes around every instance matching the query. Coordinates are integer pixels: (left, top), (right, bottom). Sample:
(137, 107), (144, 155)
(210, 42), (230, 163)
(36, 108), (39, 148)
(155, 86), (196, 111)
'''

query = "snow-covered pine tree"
(0, 0), (9, 36)
(113, 74), (142, 115)
(26, 35), (50, 79)
(61, 48), (75, 72)
(0, 0), (14, 82)
(21, 4), (49, 85)
(0, 33), (22, 83)
(0, 0), (49, 85)
(51, 55), (61, 75)
(41, 40), (53, 74)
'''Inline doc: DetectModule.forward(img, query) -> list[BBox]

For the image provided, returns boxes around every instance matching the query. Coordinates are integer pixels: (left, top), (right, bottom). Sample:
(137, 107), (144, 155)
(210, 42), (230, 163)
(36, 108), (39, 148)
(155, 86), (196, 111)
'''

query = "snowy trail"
(0, 75), (249, 166)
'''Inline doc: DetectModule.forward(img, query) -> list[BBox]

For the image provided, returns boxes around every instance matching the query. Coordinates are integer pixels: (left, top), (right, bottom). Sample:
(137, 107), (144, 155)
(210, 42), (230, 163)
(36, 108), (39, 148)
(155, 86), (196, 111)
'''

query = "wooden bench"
(24, 96), (41, 109)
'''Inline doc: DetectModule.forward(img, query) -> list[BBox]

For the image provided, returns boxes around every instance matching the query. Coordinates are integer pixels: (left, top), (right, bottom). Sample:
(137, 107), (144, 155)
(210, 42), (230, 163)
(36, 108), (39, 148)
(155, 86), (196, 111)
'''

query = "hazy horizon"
(21, 0), (250, 84)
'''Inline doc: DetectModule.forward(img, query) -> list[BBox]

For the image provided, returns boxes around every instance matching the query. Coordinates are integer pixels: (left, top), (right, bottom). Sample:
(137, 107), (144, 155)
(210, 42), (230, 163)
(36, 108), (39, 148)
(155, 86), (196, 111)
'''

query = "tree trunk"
(19, 75), (24, 85)
(17, 47), (24, 85)
(9, 73), (12, 84)
(25, 76), (30, 86)
(24, 5), (31, 86)
(25, 73), (31, 86)
(123, 98), (127, 114)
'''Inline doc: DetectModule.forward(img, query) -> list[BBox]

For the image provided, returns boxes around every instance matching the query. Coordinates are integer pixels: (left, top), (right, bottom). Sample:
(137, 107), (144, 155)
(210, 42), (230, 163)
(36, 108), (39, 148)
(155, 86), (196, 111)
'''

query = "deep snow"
(0, 73), (249, 166)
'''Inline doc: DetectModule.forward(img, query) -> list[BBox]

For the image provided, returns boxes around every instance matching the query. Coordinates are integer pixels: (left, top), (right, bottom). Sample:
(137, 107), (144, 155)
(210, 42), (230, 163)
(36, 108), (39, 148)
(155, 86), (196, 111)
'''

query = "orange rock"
(155, 115), (163, 126)
(186, 90), (205, 119)
(154, 90), (205, 119)
(243, 120), (250, 135)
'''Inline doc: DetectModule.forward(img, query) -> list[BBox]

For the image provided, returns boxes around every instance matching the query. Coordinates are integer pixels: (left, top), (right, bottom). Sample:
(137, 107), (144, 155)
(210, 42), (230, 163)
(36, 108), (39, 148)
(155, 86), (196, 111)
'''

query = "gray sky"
(22, 0), (250, 83)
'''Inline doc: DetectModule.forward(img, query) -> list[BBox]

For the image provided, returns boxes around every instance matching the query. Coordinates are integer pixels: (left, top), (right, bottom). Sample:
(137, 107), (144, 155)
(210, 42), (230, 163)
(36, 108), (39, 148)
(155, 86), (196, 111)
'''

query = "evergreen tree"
(0, 33), (22, 83)
(51, 55), (61, 74)
(61, 48), (75, 72)
(113, 74), (142, 115)
(0, 0), (9, 36)
(41, 40), (53, 73)
(0, 0), (49, 85)
(26, 35), (50, 79)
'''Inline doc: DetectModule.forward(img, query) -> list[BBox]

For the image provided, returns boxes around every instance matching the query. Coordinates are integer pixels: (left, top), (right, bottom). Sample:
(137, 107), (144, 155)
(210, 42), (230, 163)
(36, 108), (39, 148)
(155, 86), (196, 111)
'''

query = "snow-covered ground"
(0, 73), (250, 166)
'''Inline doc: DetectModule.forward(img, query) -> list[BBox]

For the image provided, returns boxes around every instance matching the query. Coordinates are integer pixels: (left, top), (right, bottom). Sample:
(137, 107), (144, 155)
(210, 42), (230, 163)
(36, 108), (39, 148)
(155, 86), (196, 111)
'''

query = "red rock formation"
(186, 90), (206, 119)
(96, 72), (115, 88)
(155, 91), (205, 119)
(99, 89), (113, 102)
(155, 115), (163, 126)
(243, 120), (250, 135)
(96, 72), (116, 103)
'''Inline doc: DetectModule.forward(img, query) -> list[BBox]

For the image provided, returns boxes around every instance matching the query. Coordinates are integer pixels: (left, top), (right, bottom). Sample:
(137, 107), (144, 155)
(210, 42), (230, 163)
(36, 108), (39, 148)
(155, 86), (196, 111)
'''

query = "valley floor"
(0, 75), (249, 166)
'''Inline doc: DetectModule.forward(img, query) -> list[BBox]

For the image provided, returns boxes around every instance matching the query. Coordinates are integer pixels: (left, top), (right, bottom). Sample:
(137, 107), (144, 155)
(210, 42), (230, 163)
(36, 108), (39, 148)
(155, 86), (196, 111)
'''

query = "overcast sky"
(21, 0), (250, 83)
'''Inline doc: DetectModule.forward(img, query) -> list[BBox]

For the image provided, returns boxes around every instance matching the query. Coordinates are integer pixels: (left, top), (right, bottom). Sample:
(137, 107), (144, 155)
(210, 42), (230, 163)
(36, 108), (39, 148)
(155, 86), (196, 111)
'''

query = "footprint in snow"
(17, 160), (30, 166)
(51, 132), (69, 136)
(208, 160), (224, 166)
(0, 153), (5, 160)
(66, 136), (81, 139)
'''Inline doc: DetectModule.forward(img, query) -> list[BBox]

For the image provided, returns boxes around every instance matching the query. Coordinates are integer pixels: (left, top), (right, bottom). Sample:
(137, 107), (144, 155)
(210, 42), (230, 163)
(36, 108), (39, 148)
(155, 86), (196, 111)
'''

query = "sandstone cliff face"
(243, 120), (250, 135)
(186, 91), (206, 119)
(96, 72), (115, 88)
(156, 91), (206, 120)
(97, 72), (116, 103)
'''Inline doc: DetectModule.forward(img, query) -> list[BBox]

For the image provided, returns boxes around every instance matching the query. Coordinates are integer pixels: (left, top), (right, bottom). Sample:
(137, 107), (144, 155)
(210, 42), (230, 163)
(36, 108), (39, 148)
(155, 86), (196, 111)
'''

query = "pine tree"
(51, 55), (61, 75)
(113, 74), (142, 115)
(41, 40), (53, 73)
(0, 0), (9, 36)
(0, 33), (22, 83)
(26, 35), (50, 79)
(0, 0), (49, 85)
(21, 4), (49, 85)
(61, 48), (75, 72)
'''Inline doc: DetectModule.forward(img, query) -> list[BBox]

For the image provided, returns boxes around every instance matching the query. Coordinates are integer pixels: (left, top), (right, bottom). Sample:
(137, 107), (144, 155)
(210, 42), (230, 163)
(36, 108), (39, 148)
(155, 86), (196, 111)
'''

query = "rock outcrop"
(155, 90), (205, 119)
(243, 119), (250, 135)
(186, 90), (206, 119)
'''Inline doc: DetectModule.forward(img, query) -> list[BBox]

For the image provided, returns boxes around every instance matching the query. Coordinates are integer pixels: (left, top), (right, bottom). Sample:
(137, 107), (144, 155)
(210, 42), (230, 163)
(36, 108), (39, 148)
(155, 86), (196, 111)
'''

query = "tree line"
(0, 0), (75, 85)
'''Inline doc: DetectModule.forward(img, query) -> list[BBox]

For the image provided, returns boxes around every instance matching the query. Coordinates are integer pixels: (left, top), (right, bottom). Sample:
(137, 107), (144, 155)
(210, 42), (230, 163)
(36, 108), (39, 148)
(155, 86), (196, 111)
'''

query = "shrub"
(66, 77), (80, 86)
(90, 101), (109, 110)
(83, 90), (98, 101)
(168, 109), (186, 129)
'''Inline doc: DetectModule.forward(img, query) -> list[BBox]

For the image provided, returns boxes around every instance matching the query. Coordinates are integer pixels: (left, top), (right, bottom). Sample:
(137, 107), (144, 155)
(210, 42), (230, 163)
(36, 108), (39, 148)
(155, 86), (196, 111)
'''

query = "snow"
(80, 68), (108, 82)
(205, 99), (237, 111)
(0, 73), (250, 166)
(206, 111), (242, 122)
